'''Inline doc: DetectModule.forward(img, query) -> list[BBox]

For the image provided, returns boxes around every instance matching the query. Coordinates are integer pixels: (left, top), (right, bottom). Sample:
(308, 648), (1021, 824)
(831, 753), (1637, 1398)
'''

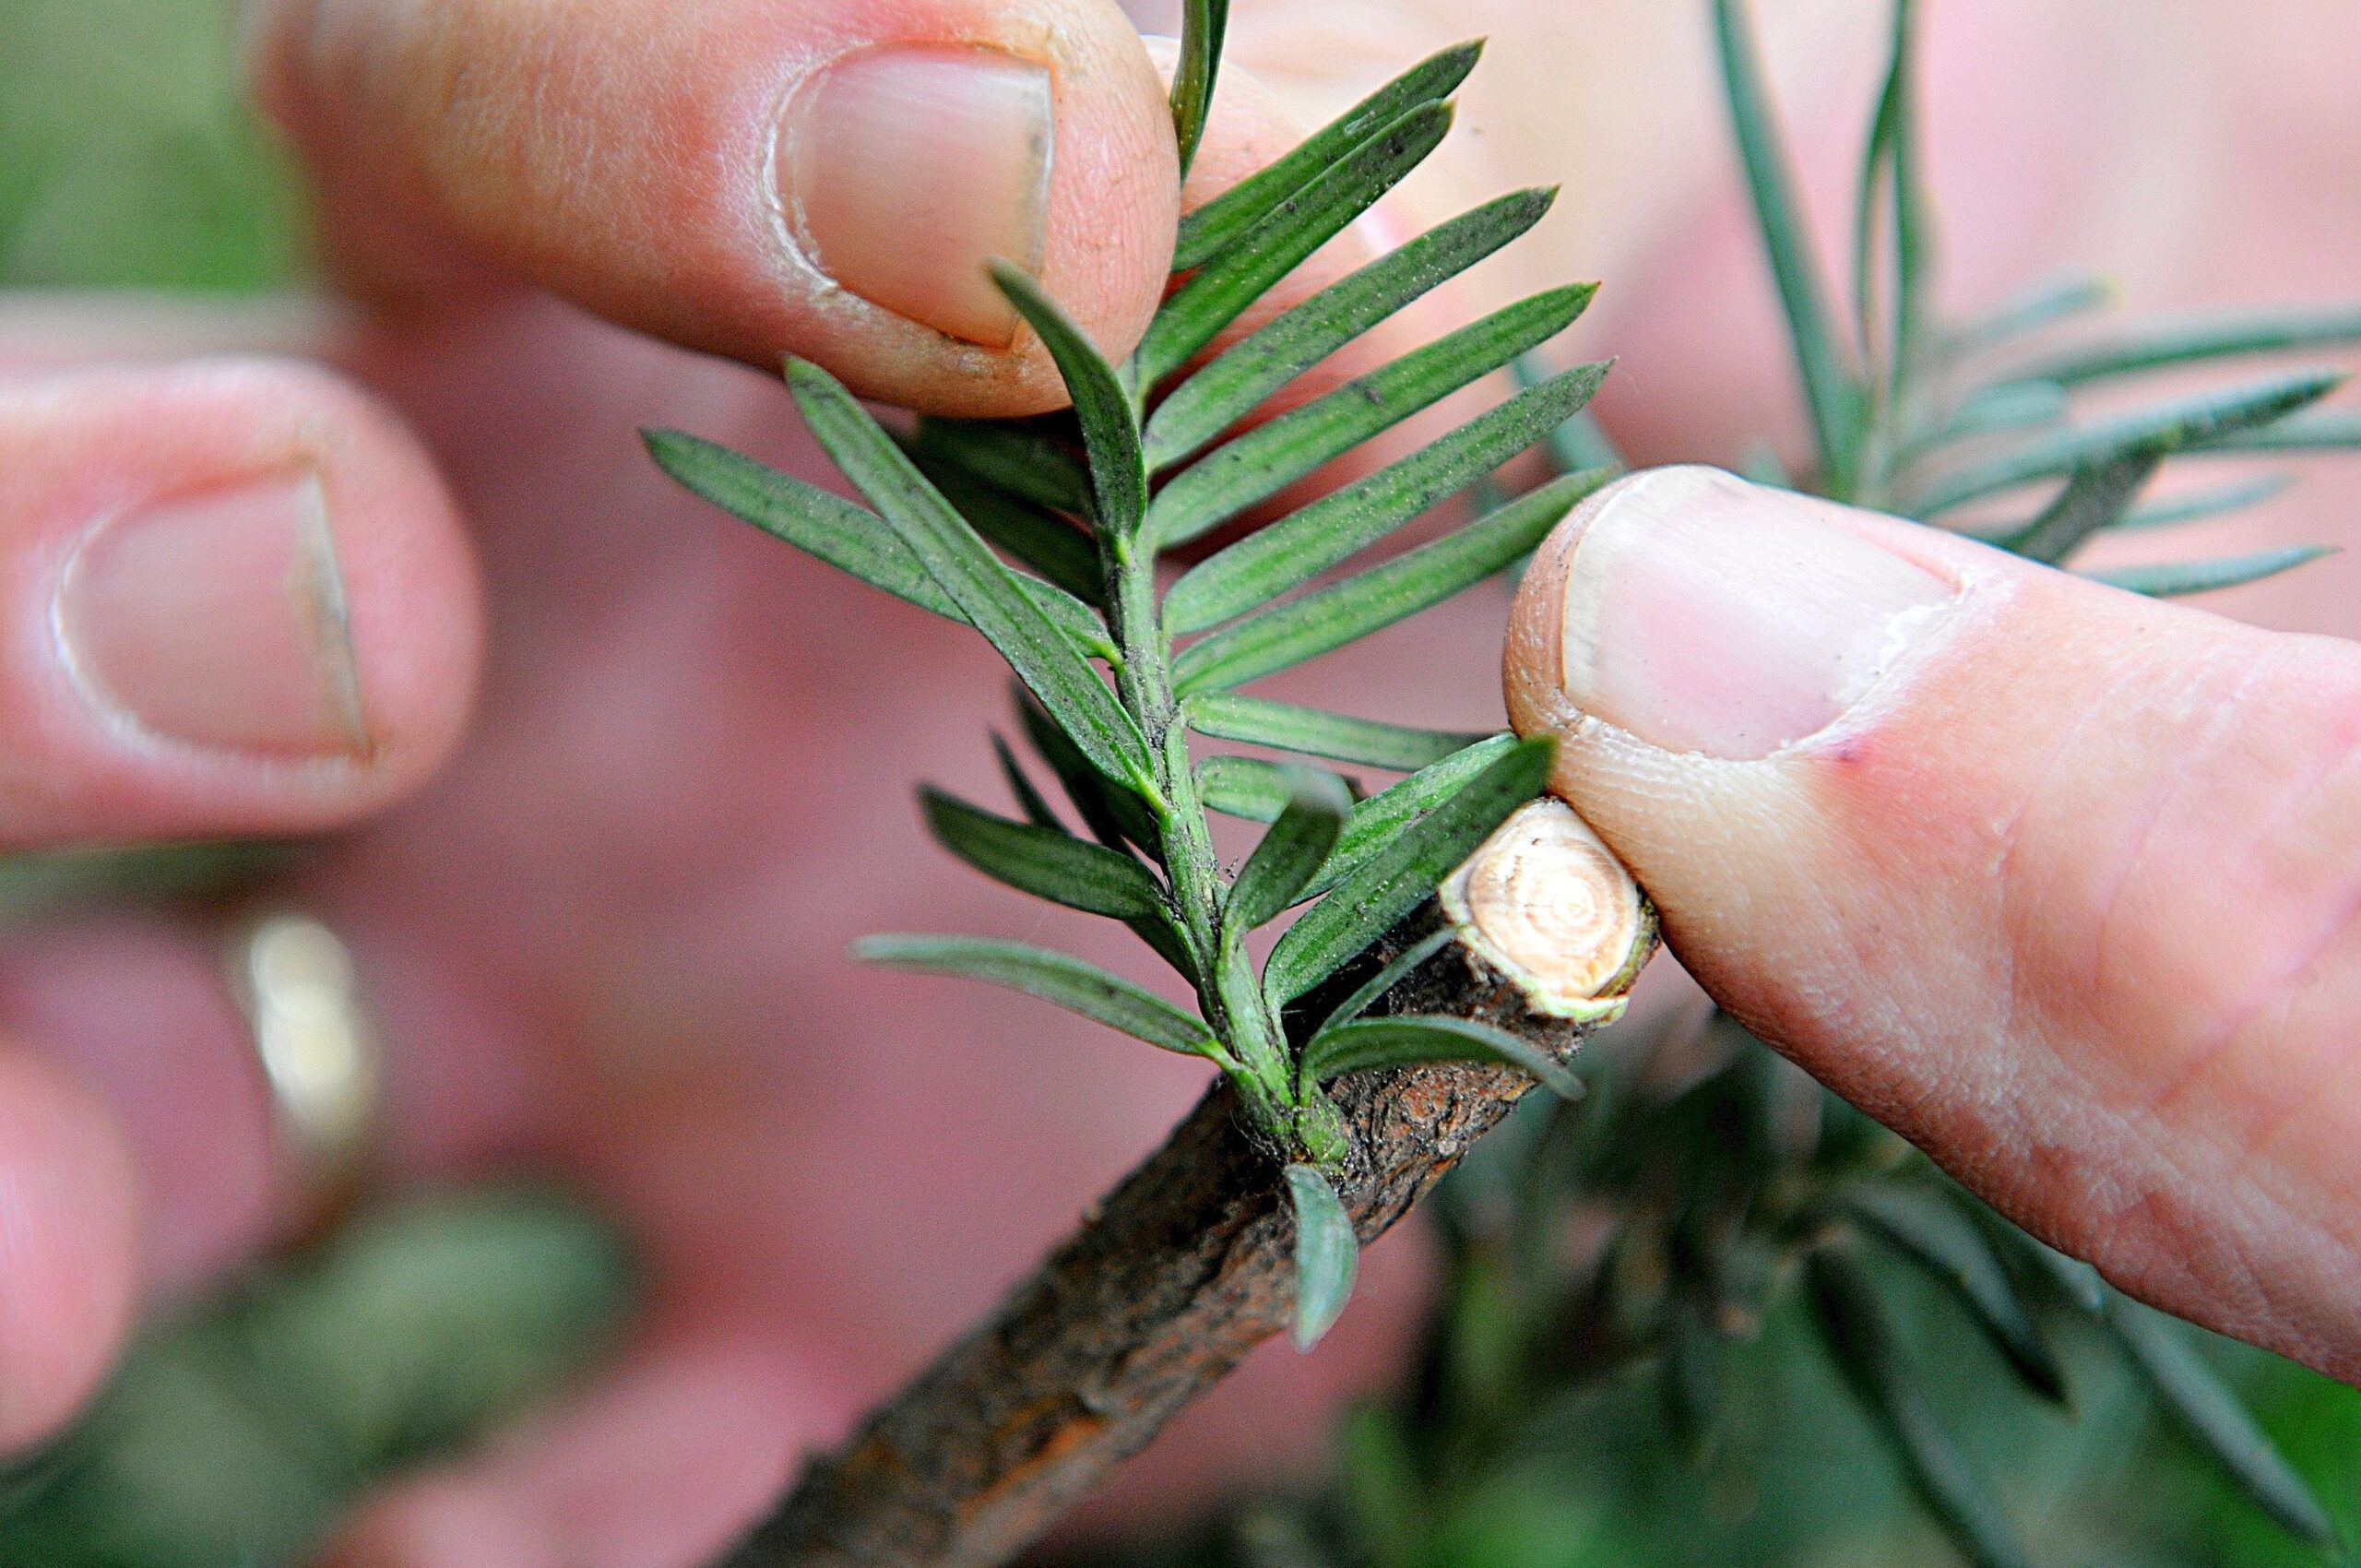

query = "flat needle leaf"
(1285, 1164), (1358, 1351)
(1228, 768), (1352, 930)
(1187, 694), (1493, 772)
(645, 430), (1110, 659)
(1265, 737), (1551, 1007)
(1302, 1014), (1578, 1100)
(1145, 189), (1566, 470)
(991, 263), (1149, 535)
(1162, 359), (1610, 629)
(1168, 0), (1230, 180)
(922, 788), (1167, 921)
(855, 935), (1223, 1060)
(1138, 102), (1453, 390)
(1173, 469), (1611, 695)
(1173, 42), (1481, 271)
(787, 360), (1150, 790)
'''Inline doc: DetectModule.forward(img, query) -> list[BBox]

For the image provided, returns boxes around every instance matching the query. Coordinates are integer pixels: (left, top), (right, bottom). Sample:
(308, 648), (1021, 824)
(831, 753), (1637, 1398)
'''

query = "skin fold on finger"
(0, 357), (481, 848)
(1506, 468), (2361, 1384)
(0, 1045), (141, 1455)
(249, 0), (1180, 419)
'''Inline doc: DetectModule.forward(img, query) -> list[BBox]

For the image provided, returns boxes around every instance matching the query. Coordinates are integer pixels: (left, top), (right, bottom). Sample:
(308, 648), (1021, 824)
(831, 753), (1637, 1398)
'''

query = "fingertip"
(0, 1047), (140, 1455)
(0, 357), (482, 845)
(256, 0), (1180, 419)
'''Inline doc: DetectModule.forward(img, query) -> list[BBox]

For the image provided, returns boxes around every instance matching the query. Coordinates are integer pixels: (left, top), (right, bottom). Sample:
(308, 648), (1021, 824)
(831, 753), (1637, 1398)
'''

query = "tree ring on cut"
(1440, 798), (1651, 1021)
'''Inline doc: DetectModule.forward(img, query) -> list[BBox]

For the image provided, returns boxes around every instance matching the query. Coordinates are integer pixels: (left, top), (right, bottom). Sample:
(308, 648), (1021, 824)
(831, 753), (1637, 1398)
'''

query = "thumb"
(1506, 465), (2361, 1383)
(248, 0), (1178, 417)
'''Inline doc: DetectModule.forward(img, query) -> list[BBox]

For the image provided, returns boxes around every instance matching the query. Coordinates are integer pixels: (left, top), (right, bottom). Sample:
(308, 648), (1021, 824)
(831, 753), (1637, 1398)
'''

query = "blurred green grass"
(0, 0), (303, 291)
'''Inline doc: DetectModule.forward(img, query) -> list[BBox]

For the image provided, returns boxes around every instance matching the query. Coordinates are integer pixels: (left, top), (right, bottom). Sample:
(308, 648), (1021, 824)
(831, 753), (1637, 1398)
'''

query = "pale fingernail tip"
(54, 469), (372, 760)
(1552, 466), (1955, 761)
(777, 44), (1056, 349)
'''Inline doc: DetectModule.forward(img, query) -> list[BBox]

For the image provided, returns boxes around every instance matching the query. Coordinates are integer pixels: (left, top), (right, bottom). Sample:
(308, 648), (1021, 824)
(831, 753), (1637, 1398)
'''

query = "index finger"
(247, 0), (1180, 418)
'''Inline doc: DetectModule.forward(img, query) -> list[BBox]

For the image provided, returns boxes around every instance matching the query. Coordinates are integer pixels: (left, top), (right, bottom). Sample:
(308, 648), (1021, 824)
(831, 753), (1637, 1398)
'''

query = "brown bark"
(720, 802), (1653, 1568)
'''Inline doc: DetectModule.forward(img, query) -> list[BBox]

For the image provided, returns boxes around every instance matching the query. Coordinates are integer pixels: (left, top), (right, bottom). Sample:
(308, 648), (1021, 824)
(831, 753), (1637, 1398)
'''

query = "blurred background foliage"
(0, 0), (304, 291)
(3, 1), (2359, 1565)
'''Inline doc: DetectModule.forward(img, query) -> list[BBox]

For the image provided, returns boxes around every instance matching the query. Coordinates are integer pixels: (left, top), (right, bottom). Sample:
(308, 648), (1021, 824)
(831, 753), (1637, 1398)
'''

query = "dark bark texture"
(720, 894), (1652, 1568)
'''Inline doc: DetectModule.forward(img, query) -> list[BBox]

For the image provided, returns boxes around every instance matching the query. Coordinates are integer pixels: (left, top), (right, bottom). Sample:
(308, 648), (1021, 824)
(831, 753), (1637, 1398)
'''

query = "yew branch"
(721, 801), (1654, 1568)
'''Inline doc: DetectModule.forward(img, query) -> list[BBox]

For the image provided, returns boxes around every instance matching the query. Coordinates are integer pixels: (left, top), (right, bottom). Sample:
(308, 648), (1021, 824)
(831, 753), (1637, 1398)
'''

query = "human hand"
(0, 2), (2355, 1565)
(1505, 463), (2361, 1387)
(0, 0), (1430, 1560)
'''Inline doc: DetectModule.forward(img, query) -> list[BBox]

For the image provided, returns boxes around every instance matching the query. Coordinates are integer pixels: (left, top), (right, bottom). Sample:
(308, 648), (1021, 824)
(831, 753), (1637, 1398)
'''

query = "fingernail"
(777, 44), (1055, 349)
(1556, 467), (1954, 759)
(55, 471), (369, 758)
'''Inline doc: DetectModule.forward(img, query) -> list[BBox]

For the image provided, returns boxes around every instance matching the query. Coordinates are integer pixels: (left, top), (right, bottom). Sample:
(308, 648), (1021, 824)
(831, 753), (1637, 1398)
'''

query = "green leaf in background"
(2012, 303), (2361, 386)
(1194, 754), (1294, 823)
(2202, 407), (2361, 455)
(1137, 102), (1454, 389)
(1854, 0), (1927, 413)
(854, 935), (1223, 1060)
(1839, 1184), (2068, 1404)
(2088, 545), (2336, 599)
(991, 261), (1149, 533)
(921, 787), (1167, 920)
(1264, 738), (1551, 1006)
(1167, 0), (1230, 181)
(0, 840), (292, 926)
(1172, 41), (1481, 271)
(1285, 1165), (1359, 1351)
(1999, 448), (2165, 564)
(1663, 1288), (1729, 1467)
(0, 1188), (628, 1568)
(1145, 189), (1566, 469)
(991, 733), (1066, 832)
(2101, 1292), (2340, 1547)
(1186, 694), (1492, 772)
(2117, 473), (2294, 530)
(1301, 1015), (1578, 1100)
(0, 0), (304, 294)
(1149, 291), (1602, 552)
(1909, 370), (2343, 516)
(910, 417), (1094, 516)
(787, 361), (1151, 790)
(1904, 380), (2070, 460)
(1228, 767), (1352, 930)
(646, 431), (1112, 660)
(1806, 1248), (2035, 1568)
(1162, 359), (1610, 632)
(1712, 0), (1865, 488)
(1943, 273), (2116, 360)
(1173, 469), (1609, 695)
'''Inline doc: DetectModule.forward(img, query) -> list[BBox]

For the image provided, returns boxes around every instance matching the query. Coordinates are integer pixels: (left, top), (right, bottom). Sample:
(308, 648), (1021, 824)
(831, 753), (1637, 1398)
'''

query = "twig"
(719, 802), (1655, 1568)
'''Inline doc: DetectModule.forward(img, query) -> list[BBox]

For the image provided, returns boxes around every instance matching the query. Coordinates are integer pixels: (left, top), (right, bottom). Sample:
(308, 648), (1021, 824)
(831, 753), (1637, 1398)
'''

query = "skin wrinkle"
(2209, 717), (2361, 1036)
(1986, 630), (2125, 1052)
(2083, 642), (2263, 1044)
